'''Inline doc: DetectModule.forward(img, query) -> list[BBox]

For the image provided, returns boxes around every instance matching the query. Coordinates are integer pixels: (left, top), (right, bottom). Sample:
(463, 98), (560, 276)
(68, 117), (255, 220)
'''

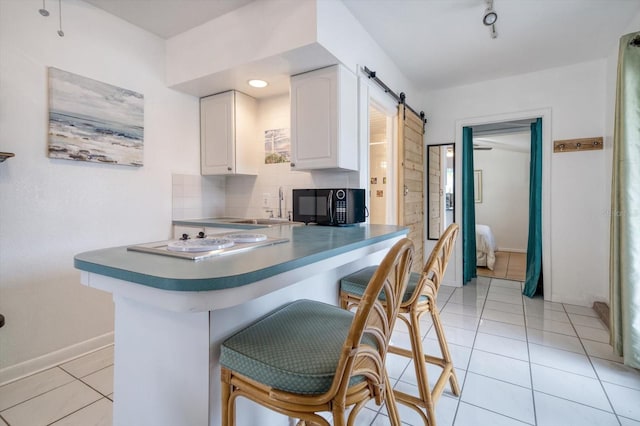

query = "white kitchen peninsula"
(74, 223), (407, 426)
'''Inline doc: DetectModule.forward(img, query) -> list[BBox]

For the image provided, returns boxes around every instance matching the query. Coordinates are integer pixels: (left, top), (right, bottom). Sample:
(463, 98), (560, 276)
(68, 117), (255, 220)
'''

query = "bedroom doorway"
(471, 120), (533, 282)
(458, 111), (549, 299)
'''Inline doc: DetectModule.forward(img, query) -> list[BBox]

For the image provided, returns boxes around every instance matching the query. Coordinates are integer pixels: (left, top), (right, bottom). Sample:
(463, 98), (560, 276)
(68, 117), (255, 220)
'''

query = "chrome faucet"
(278, 187), (284, 219)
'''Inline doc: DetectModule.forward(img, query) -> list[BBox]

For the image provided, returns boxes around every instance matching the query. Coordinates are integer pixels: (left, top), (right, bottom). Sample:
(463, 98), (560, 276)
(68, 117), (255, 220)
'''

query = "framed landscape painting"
(264, 128), (290, 164)
(48, 67), (144, 167)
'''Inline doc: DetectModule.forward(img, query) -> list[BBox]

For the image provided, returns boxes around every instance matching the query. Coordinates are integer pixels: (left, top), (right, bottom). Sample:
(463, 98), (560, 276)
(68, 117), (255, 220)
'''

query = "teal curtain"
(523, 118), (543, 297)
(610, 31), (640, 369)
(462, 127), (476, 284)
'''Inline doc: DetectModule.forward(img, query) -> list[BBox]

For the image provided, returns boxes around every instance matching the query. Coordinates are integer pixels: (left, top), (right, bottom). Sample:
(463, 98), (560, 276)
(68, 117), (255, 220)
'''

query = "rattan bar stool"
(220, 238), (414, 426)
(340, 224), (460, 425)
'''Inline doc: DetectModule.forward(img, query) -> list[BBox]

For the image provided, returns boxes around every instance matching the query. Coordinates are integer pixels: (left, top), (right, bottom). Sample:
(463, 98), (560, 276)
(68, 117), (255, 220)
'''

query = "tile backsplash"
(172, 174), (225, 220)
(224, 164), (359, 219)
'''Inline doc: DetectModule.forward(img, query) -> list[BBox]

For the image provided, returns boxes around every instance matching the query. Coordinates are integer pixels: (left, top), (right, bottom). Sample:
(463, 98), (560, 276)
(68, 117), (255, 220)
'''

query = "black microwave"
(292, 188), (366, 226)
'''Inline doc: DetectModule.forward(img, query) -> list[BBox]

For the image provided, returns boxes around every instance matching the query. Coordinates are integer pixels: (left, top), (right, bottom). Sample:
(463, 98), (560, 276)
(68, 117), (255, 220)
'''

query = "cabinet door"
(290, 65), (357, 171)
(201, 92), (235, 175)
(290, 67), (337, 169)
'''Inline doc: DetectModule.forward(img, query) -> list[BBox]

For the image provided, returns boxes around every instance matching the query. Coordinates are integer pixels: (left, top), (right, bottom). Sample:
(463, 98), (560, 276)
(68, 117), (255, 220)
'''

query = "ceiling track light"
(482, 0), (498, 39)
(38, 0), (65, 37)
(482, 0), (498, 25)
(57, 0), (64, 37)
(38, 0), (49, 16)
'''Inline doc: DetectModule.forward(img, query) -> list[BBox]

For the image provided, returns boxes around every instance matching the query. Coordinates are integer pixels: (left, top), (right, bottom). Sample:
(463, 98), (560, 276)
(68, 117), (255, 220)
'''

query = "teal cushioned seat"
(341, 266), (424, 303)
(221, 299), (373, 395)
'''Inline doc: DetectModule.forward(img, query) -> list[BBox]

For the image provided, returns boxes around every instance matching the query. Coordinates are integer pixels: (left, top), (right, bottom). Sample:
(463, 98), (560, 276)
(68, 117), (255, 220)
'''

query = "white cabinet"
(290, 65), (358, 171)
(200, 91), (258, 175)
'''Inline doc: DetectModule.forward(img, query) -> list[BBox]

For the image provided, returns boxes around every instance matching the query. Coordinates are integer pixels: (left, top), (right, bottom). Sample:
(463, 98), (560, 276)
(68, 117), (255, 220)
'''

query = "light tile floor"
(2, 277), (640, 426)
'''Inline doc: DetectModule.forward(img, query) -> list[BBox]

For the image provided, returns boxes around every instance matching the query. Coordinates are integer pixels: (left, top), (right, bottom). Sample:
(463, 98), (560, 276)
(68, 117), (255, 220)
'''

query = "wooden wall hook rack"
(0, 152), (15, 163)
(553, 137), (603, 153)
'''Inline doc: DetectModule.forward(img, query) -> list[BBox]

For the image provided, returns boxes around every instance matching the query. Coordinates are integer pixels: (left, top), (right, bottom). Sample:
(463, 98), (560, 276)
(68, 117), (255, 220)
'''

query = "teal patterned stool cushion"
(221, 299), (370, 395)
(341, 266), (424, 303)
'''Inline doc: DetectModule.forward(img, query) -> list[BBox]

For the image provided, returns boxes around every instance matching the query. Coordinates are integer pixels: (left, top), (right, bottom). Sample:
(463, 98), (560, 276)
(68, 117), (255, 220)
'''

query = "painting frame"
(474, 169), (483, 203)
(264, 128), (291, 164)
(47, 67), (144, 167)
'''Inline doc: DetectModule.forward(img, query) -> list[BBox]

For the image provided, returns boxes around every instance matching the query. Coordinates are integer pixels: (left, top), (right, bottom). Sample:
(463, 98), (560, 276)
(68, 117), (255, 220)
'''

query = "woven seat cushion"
(341, 266), (424, 303)
(221, 299), (373, 395)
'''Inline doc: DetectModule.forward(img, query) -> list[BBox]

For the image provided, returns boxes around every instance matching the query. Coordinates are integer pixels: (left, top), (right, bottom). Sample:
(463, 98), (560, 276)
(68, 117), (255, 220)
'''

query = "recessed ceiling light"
(248, 79), (268, 88)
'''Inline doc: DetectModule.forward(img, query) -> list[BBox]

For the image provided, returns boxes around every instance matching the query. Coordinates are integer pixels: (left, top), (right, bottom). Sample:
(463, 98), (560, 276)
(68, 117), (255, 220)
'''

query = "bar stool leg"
(384, 368), (403, 426)
(430, 306), (461, 396)
(409, 310), (437, 425)
(221, 368), (235, 426)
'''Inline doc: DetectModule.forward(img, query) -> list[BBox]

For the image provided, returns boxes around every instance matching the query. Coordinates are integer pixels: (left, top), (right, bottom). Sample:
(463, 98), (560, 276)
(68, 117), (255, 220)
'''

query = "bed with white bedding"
(476, 224), (497, 270)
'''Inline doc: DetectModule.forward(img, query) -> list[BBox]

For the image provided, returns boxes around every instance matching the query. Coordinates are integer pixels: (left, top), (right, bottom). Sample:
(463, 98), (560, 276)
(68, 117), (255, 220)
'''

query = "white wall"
(473, 148), (529, 252)
(224, 94), (359, 218)
(316, 0), (418, 100)
(0, 0), (202, 383)
(424, 60), (608, 306)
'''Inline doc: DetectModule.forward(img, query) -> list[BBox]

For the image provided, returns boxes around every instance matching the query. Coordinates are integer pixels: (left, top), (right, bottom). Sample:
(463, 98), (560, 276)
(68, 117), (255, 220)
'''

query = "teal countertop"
(74, 224), (408, 292)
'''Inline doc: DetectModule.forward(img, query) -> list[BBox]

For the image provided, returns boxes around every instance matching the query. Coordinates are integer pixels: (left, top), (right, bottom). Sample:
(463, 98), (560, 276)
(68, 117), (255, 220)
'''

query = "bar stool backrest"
(416, 223), (460, 303)
(329, 238), (414, 404)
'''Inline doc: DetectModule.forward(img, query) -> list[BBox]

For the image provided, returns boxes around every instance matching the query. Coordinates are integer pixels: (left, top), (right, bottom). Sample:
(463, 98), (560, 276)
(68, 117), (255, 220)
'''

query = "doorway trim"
(455, 108), (552, 299)
(358, 73), (399, 224)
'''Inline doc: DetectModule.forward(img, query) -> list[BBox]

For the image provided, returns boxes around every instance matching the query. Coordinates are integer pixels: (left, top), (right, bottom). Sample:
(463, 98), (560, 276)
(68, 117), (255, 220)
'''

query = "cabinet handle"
(227, 167), (232, 171)
(290, 163), (295, 167)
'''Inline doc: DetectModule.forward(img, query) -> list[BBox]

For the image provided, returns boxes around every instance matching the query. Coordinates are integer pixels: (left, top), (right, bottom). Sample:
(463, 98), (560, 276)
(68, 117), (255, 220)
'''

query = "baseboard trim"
(0, 332), (114, 386)
(497, 248), (527, 254)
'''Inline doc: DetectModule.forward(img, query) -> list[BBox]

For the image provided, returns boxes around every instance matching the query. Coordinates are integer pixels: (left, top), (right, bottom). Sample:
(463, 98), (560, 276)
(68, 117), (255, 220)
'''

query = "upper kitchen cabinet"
(290, 65), (358, 171)
(201, 90), (258, 175)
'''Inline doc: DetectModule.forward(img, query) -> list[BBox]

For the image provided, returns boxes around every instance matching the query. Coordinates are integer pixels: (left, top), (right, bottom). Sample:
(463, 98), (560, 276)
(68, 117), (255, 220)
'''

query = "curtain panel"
(462, 127), (477, 284)
(524, 118), (543, 297)
(610, 31), (640, 369)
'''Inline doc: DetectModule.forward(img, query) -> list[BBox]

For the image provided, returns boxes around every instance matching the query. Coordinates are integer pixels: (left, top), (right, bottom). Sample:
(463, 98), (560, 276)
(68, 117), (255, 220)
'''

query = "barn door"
(398, 104), (425, 272)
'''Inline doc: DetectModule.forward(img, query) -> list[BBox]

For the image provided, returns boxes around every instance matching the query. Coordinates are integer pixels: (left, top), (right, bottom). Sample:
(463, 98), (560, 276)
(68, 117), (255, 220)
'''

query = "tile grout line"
(59, 364), (114, 399)
(460, 400), (535, 426)
(532, 389), (620, 416)
(505, 252), (512, 281)
(449, 277), (491, 425)
(562, 303), (623, 426)
(44, 397), (110, 426)
(523, 287), (539, 426)
(0, 353), (114, 426)
(0, 368), (77, 413)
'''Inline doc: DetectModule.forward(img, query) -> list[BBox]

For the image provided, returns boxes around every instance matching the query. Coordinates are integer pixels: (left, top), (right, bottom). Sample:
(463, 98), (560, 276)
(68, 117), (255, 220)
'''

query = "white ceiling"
(82, 0), (640, 91)
(342, 0), (640, 90)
